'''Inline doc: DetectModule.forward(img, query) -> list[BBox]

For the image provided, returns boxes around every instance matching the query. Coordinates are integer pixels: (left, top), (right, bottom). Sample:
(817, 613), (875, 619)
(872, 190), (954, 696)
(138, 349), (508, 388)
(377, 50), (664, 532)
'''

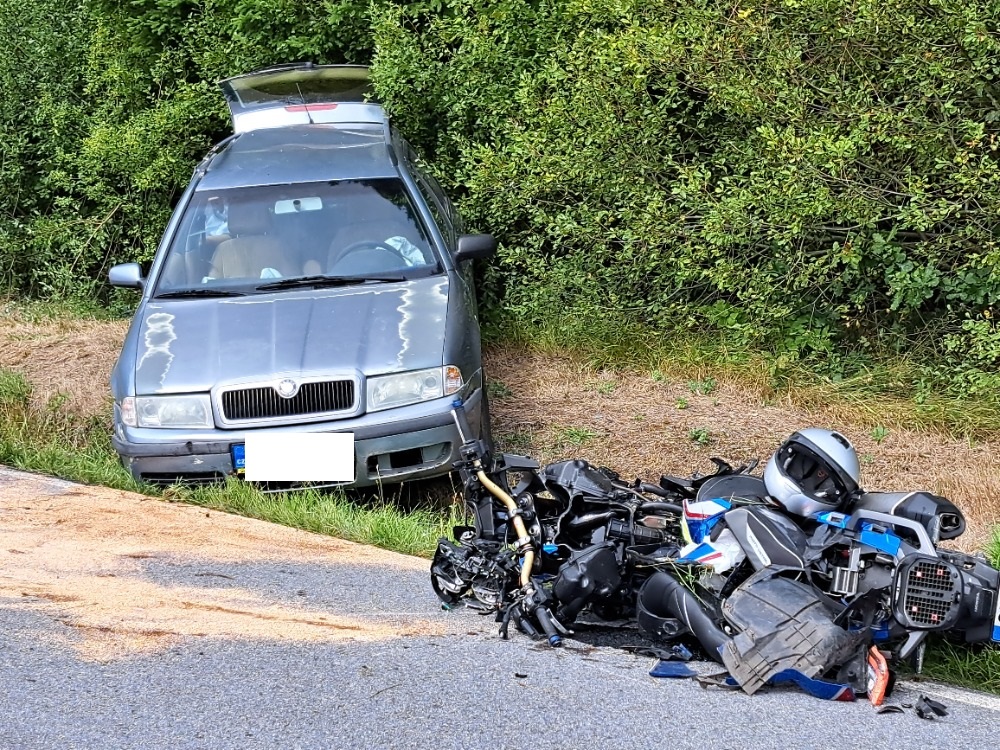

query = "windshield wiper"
(255, 274), (406, 291)
(155, 288), (247, 299)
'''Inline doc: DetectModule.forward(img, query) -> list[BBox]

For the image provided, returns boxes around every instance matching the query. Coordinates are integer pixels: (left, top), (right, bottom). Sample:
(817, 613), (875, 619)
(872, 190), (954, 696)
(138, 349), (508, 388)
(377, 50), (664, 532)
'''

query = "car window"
(153, 178), (440, 294)
(402, 143), (463, 247)
(423, 171), (464, 235)
(414, 173), (457, 250)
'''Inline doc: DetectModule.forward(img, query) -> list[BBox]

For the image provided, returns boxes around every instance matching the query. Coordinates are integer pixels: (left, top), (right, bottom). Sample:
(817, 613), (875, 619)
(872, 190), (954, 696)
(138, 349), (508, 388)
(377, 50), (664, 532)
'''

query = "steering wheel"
(338, 240), (405, 261)
(329, 240), (408, 274)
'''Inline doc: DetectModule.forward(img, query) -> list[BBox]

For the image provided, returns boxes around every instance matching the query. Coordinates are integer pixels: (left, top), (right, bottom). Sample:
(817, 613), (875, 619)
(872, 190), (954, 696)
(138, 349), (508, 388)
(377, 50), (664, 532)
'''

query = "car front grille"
(221, 380), (356, 422)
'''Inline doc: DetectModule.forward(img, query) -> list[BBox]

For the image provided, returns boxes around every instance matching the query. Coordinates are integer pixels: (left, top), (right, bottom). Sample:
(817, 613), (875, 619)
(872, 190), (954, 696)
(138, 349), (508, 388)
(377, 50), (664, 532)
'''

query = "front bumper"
(113, 387), (485, 489)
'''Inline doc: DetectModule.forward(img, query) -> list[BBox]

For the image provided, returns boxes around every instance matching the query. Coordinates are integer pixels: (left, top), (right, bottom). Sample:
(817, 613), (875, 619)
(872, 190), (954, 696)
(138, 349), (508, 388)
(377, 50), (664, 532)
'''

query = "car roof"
(196, 124), (400, 191)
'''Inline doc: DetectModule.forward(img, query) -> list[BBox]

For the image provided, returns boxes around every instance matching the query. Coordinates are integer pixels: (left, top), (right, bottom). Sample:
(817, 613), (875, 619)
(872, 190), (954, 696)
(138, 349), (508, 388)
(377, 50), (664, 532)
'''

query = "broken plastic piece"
(866, 646), (891, 707)
(914, 695), (948, 720)
(623, 644), (693, 661)
(649, 660), (697, 679)
(666, 643), (694, 662)
(767, 669), (856, 701)
(694, 671), (741, 690)
(877, 705), (904, 714)
(721, 576), (862, 695)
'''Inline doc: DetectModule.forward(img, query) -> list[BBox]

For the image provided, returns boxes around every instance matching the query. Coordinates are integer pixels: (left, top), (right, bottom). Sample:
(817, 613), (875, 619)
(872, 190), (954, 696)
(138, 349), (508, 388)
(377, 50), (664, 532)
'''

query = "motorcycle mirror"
(453, 525), (477, 541)
(710, 457), (734, 473)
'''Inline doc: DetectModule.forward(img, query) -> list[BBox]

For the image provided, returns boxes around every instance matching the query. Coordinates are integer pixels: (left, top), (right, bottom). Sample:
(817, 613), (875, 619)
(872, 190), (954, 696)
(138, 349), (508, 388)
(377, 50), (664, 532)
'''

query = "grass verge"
(0, 370), (138, 491)
(923, 640), (1000, 695)
(169, 480), (459, 558)
(0, 367), (453, 559)
(486, 311), (1000, 441)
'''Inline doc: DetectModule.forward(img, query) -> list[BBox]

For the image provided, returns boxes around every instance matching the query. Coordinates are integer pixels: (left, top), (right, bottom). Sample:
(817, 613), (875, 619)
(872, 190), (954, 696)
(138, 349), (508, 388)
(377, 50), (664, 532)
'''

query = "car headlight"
(367, 366), (463, 412)
(120, 395), (214, 428)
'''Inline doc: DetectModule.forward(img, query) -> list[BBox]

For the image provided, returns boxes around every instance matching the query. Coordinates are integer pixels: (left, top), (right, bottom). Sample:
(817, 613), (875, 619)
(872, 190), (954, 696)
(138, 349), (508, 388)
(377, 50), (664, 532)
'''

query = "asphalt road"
(2, 466), (999, 750)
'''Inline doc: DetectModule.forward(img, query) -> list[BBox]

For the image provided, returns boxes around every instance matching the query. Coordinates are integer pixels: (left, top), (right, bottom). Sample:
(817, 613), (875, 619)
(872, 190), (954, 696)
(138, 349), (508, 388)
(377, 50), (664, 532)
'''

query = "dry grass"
(1, 309), (997, 552)
(484, 346), (1000, 553)
(0, 308), (126, 416)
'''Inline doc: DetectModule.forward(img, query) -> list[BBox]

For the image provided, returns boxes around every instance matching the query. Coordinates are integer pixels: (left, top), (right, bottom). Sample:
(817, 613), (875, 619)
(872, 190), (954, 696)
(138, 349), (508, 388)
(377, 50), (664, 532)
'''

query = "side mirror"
(454, 234), (497, 264)
(108, 263), (144, 289)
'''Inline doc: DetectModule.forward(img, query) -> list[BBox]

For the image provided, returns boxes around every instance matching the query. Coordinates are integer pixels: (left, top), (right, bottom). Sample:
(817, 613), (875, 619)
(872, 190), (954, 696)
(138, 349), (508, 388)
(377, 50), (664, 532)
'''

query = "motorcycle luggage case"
(854, 491), (965, 541)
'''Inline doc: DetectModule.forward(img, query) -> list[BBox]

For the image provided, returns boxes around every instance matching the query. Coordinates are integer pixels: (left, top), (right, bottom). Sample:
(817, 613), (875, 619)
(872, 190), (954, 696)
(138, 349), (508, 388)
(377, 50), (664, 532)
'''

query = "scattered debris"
(434, 403), (1000, 705)
(876, 705), (904, 715)
(649, 661), (696, 679)
(914, 695), (949, 720)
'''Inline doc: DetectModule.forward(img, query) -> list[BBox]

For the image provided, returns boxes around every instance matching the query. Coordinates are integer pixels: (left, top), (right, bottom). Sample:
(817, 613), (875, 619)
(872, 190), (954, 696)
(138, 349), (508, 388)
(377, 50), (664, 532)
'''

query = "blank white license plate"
(243, 433), (355, 482)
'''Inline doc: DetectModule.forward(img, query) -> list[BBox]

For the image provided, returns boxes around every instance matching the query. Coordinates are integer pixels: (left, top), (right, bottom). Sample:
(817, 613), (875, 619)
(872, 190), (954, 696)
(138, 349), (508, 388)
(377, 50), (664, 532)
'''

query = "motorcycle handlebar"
(533, 606), (562, 647)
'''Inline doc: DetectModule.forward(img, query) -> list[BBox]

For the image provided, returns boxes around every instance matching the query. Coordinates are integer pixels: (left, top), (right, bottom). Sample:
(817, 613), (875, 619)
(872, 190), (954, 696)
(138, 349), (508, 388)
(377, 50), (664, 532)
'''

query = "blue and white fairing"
(813, 509), (1000, 646)
(676, 498), (744, 573)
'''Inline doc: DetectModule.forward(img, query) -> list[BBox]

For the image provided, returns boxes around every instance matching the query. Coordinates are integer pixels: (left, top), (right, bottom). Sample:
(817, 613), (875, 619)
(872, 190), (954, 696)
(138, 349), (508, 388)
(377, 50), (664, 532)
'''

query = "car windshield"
(153, 178), (439, 296)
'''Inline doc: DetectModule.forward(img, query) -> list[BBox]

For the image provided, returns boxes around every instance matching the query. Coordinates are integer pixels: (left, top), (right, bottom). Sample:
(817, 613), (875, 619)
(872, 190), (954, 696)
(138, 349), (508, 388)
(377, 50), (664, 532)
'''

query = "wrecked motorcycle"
(432, 403), (1000, 699)
(432, 400), (701, 644)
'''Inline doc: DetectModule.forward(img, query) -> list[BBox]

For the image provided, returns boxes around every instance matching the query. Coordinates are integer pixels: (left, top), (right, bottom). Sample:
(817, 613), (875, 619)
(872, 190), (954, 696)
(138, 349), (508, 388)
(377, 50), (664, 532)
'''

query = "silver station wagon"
(108, 64), (495, 488)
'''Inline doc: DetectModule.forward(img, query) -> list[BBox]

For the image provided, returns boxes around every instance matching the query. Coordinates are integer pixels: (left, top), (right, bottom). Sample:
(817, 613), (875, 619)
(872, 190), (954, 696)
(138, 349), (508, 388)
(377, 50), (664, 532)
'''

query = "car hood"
(133, 276), (450, 394)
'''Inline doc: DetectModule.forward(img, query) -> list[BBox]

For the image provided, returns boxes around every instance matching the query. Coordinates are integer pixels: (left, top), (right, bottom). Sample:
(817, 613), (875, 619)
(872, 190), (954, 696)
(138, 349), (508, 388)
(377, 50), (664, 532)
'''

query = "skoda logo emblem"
(276, 379), (299, 399)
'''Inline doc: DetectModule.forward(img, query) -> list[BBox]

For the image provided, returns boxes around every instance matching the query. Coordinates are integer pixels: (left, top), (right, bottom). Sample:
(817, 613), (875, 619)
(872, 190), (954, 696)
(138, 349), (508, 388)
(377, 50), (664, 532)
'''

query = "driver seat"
(210, 201), (297, 279)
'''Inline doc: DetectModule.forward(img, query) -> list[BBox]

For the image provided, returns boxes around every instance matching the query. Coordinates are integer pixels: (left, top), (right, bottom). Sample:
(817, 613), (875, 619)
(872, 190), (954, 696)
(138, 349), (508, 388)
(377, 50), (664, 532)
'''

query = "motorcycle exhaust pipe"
(637, 571), (730, 663)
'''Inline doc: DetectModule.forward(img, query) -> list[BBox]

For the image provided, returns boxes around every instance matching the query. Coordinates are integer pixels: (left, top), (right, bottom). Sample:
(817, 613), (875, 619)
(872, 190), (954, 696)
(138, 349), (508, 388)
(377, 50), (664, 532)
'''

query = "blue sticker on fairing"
(678, 543), (724, 563)
(815, 511), (850, 528)
(859, 524), (901, 555)
(684, 498), (731, 543)
(993, 625), (1000, 642)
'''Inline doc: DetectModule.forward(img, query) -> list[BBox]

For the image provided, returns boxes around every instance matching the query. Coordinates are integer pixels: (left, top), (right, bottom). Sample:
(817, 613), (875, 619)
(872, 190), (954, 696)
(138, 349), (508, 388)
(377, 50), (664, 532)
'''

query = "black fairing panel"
(696, 474), (769, 504)
(544, 460), (616, 500)
(553, 542), (621, 622)
(725, 507), (808, 571)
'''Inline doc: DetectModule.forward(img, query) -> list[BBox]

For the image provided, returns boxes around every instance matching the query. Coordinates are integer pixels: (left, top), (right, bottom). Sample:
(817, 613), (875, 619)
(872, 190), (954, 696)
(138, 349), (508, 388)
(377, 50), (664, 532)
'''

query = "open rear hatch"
(219, 64), (380, 133)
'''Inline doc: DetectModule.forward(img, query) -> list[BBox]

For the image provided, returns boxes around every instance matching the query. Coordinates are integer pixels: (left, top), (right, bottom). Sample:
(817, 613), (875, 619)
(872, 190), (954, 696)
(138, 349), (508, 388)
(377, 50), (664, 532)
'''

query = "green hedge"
(0, 0), (373, 303)
(371, 0), (1000, 391)
(3, 0), (1000, 392)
